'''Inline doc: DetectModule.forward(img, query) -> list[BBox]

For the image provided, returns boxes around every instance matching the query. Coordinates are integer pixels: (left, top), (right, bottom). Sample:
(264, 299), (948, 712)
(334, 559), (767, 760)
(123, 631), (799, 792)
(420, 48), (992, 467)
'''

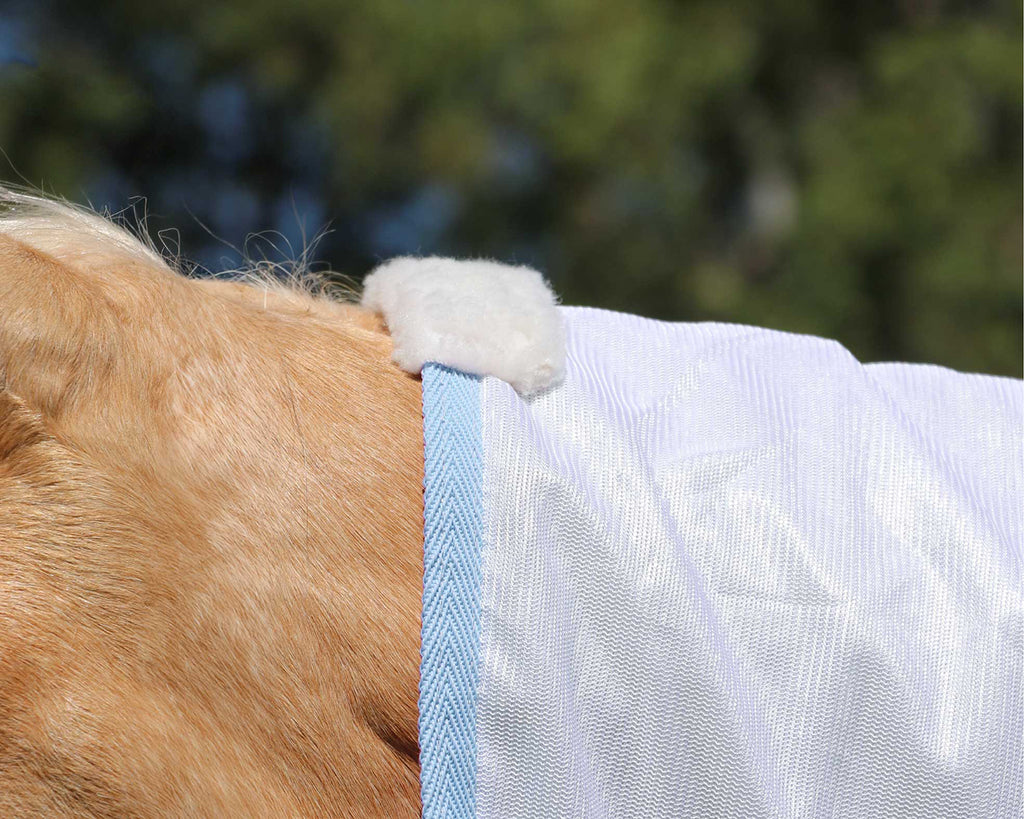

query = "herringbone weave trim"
(419, 364), (482, 819)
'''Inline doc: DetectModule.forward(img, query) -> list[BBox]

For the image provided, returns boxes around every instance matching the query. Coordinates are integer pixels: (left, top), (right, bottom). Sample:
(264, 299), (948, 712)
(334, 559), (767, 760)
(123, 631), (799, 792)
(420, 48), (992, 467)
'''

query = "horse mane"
(0, 186), (357, 304)
(0, 186), (171, 272)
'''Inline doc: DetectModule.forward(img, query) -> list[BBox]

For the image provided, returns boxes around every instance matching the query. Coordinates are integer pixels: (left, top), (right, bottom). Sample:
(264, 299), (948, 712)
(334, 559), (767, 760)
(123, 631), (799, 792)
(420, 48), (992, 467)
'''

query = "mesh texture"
(421, 309), (1023, 818)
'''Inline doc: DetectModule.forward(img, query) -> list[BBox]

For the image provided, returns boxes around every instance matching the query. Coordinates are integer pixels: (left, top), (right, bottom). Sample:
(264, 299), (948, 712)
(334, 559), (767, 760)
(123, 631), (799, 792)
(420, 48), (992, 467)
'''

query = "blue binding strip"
(419, 364), (483, 819)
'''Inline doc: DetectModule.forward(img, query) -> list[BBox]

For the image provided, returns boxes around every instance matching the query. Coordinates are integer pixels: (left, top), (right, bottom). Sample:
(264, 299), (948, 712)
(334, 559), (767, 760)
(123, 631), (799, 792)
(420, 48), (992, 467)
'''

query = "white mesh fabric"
(475, 308), (1022, 818)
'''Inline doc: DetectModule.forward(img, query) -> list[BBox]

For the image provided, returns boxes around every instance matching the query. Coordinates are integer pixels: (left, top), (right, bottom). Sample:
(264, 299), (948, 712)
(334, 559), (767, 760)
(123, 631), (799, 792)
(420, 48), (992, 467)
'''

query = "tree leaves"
(1, 0), (1019, 374)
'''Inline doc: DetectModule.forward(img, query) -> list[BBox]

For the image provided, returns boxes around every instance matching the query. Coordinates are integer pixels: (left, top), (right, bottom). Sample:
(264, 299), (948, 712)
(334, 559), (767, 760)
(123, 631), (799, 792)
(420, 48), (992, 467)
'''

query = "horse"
(0, 190), (423, 816)
(1, 190), (1020, 818)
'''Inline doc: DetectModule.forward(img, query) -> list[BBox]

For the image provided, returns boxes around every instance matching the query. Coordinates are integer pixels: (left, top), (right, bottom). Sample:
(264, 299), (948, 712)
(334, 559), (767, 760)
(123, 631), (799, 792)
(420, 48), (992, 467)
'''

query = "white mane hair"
(0, 186), (172, 271)
(0, 186), (356, 302)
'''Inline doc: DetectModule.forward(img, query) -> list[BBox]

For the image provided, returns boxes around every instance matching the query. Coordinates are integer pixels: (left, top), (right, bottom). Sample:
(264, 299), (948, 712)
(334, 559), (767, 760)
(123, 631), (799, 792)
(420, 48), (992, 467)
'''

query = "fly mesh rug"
(418, 307), (1021, 819)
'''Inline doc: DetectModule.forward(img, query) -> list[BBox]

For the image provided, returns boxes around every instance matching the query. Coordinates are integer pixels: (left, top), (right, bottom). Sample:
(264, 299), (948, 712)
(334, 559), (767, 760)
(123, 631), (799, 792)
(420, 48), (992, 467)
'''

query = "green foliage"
(1, 0), (1020, 374)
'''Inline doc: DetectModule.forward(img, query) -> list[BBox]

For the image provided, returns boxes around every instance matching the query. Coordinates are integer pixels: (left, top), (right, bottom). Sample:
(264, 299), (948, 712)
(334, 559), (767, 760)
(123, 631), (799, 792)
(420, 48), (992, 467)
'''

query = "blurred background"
(0, 0), (1020, 375)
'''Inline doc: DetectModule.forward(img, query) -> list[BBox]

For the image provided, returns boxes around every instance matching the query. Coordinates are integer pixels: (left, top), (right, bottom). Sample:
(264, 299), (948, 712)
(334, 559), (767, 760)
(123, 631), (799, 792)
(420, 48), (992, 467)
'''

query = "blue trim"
(419, 364), (483, 819)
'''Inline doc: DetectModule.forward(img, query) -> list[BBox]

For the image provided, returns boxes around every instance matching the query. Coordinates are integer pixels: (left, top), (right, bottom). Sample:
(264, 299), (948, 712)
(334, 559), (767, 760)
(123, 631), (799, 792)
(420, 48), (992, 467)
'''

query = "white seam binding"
(361, 256), (565, 396)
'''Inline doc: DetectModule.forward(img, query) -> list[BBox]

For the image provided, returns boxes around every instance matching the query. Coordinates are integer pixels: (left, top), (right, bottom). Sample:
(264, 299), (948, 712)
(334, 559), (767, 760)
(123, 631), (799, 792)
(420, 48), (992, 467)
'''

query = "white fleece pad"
(361, 256), (564, 395)
(418, 307), (1023, 819)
